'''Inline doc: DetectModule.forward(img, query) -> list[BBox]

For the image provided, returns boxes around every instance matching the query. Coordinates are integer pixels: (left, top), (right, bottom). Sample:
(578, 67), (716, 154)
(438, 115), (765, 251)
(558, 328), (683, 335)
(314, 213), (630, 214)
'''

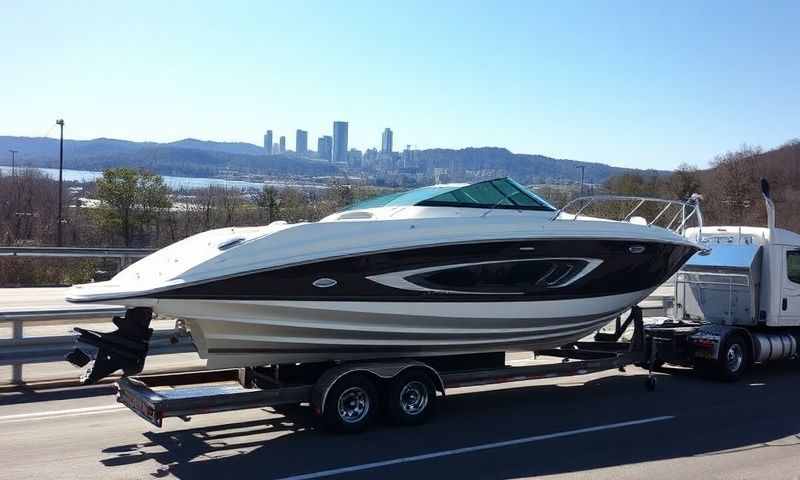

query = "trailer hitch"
(66, 307), (153, 384)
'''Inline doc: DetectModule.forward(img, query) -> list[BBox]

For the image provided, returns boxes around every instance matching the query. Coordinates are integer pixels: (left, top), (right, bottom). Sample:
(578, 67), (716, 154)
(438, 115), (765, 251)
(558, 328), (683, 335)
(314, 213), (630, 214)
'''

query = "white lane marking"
(0, 404), (124, 423)
(277, 415), (675, 480)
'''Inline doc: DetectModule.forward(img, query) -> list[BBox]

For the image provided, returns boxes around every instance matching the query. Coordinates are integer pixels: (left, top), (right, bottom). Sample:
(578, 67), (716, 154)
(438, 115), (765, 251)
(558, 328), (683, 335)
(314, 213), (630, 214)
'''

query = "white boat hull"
(154, 288), (654, 367)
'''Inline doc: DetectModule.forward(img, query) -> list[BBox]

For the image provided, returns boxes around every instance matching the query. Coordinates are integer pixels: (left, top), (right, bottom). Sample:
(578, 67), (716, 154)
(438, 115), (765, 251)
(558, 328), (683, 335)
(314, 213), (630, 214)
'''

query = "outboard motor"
(65, 307), (153, 384)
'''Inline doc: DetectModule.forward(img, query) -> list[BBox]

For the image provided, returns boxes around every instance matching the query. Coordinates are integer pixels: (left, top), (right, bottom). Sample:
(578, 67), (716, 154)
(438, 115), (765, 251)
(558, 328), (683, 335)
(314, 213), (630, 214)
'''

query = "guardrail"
(1, 310), (192, 385)
(0, 246), (155, 257)
(0, 246), (155, 270)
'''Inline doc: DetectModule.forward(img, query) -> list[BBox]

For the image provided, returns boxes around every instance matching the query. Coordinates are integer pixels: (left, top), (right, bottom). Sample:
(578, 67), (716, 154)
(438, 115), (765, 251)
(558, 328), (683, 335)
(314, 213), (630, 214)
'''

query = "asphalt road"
(0, 287), (122, 312)
(2, 362), (800, 480)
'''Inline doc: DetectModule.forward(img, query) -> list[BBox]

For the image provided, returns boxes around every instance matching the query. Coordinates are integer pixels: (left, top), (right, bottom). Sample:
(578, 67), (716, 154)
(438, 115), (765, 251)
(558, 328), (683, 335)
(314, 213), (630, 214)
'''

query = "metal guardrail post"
(11, 320), (23, 384)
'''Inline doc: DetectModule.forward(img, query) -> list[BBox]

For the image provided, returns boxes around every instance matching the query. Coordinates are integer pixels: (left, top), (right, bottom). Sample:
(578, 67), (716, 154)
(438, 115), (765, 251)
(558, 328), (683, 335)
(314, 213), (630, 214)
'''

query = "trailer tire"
(715, 334), (750, 382)
(385, 371), (437, 426)
(322, 374), (379, 433)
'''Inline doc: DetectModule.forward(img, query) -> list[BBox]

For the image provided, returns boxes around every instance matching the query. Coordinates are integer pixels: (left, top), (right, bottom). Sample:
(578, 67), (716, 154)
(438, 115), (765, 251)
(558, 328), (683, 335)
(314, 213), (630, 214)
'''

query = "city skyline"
(263, 122), (395, 158)
(2, 2), (799, 170)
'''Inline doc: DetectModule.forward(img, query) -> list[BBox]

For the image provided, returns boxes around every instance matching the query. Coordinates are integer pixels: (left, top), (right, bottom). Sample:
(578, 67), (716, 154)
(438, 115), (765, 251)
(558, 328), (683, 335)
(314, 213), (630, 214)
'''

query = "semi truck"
(651, 179), (800, 380)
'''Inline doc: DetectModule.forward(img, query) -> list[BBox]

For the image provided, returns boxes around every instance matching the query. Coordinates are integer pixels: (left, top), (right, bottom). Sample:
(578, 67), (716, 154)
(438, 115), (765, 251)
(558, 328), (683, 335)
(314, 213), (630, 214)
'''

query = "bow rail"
(551, 194), (703, 235)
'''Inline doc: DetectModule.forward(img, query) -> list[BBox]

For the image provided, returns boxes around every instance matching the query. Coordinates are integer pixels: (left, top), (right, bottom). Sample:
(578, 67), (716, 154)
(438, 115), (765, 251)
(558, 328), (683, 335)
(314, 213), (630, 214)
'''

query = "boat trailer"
(115, 307), (659, 431)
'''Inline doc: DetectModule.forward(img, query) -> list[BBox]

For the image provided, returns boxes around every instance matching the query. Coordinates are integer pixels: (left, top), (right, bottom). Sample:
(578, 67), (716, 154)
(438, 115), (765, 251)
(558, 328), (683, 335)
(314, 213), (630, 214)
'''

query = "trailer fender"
(312, 361), (445, 416)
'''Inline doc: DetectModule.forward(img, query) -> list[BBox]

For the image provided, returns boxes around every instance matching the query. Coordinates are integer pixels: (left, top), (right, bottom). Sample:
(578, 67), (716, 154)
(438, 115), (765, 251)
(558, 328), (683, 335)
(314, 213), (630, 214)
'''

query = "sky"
(1, 1), (798, 170)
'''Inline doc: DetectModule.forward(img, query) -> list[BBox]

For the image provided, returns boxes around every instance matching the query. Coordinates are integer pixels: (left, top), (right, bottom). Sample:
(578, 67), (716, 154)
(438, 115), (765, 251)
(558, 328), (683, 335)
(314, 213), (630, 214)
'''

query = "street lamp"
(576, 165), (586, 196)
(8, 149), (18, 176)
(56, 118), (64, 247)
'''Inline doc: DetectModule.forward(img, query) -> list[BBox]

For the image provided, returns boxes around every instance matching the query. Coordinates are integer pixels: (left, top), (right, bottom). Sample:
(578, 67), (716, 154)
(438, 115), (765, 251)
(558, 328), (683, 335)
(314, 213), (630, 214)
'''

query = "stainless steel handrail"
(551, 195), (702, 235)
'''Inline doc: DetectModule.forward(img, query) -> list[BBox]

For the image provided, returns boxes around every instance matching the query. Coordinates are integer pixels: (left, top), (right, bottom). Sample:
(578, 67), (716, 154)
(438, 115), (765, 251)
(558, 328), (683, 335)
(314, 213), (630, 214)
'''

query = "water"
(0, 166), (326, 190)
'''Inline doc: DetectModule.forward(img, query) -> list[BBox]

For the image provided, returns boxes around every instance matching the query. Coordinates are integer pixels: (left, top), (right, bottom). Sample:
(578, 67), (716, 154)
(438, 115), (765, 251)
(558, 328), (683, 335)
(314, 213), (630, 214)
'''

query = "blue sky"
(2, 1), (798, 169)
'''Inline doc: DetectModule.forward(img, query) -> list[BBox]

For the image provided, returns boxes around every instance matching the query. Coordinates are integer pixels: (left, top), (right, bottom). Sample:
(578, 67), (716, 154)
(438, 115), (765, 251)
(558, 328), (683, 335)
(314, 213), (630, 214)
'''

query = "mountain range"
(0, 135), (662, 183)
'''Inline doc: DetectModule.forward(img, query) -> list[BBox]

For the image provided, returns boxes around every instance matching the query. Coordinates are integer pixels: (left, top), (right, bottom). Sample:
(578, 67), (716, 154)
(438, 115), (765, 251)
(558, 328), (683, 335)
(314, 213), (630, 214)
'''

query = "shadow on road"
(98, 362), (800, 479)
(0, 382), (115, 406)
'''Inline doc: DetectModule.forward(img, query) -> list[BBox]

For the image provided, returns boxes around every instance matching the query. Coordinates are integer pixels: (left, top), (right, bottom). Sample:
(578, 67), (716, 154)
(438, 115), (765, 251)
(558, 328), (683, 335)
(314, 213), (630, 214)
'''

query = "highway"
(0, 286), (122, 313)
(2, 362), (800, 479)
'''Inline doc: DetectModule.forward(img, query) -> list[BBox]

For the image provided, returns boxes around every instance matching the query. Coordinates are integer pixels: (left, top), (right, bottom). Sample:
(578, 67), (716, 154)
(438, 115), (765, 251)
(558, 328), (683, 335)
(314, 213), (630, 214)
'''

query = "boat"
(65, 177), (702, 383)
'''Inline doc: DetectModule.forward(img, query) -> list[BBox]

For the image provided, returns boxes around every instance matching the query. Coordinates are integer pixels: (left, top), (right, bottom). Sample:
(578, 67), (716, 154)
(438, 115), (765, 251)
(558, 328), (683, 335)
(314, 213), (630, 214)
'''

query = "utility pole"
(56, 119), (65, 247)
(8, 150), (18, 176)
(576, 165), (586, 195)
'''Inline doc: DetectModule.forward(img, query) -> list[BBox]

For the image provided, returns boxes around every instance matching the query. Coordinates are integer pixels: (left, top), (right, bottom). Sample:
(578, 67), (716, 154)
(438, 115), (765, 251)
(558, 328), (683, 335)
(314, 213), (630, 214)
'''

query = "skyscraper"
(381, 128), (393, 153)
(363, 148), (378, 168)
(348, 148), (363, 168)
(402, 145), (412, 168)
(296, 129), (308, 155)
(264, 130), (273, 155)
(317, 136), (332, 160)
(332, 121), (348, 164)
(279, 136), (286, 153)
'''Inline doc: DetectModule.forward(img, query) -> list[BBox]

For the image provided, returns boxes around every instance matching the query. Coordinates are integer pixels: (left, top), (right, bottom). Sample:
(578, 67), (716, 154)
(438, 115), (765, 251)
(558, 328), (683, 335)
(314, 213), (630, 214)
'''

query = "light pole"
(8, 149), (18, 176)
(576, 165), (586, 196)
(56, 119), (65, 247)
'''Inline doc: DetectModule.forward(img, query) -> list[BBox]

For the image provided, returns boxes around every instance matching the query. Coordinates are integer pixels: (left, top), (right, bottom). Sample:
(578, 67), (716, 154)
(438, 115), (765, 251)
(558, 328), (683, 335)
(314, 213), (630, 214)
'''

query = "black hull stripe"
(155, 239), (697, 303)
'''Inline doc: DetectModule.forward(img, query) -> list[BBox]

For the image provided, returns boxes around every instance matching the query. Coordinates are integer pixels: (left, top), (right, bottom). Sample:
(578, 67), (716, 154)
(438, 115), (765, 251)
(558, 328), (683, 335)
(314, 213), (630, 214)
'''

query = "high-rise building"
(279, 136), (286, 154)
(402, 145), (413, 168)
(273, 142), (280, 153)
(381, 128), (393, 153)
(264, 130), (273, 155)
(363, 148), (378, 168)
(332, 121), (348, 164)
(317, 136), (332, 161)
(348, 148), (363, 168)
(296, 130), (308, 155)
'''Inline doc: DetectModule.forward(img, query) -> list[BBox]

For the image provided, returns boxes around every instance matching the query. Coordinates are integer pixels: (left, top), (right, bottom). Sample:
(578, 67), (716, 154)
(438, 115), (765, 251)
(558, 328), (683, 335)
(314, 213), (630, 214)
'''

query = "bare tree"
(670, 163), (701, 200)
(707, 145), (761, 224)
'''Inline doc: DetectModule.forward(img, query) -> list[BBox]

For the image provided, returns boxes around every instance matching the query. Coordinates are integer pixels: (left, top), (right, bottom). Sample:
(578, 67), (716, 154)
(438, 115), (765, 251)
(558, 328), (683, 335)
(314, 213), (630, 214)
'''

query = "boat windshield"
(344, 178), (555, 212)
(417, 178), (555, 211)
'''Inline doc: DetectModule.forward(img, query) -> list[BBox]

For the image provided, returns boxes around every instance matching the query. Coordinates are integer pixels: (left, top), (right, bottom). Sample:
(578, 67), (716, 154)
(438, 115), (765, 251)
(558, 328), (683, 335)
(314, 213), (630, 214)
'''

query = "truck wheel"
(716, 335), (750, 382)
(386, 371), (437, 426)
(322, 374), (379, 433)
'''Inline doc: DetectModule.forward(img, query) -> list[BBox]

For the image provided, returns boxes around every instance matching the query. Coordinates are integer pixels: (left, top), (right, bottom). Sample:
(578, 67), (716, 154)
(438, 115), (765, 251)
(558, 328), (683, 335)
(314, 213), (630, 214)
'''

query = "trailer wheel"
(715, 334), (750, 382)
(386, 371), (437, 426)
(322, 374), (379, 433)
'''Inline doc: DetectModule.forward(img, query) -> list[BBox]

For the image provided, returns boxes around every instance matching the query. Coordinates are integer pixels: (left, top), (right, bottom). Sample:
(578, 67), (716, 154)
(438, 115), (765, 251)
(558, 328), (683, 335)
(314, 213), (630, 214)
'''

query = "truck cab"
(658, 180), (800, 380)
